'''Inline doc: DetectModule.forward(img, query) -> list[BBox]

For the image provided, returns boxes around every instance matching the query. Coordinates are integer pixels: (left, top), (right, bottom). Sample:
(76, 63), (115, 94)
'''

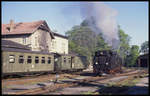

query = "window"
(19, 55), (24, 63)
(6, 27), (10, 32)
(48, 57), (51, 64)
(68, 58), (71, 63)
(23, 37), (26, 44)
(35, 56), (39, 64)
(62, 43), (65, 53)
(64, 57), (66, 63)
(41, 57), (45, 64)
(72, 57), (75, 63)
(9, 55), (15, 63)
(35, 37), (38, 46)
(54, 41), (57, 48)
(51, 40), (55, 49)
(27, 56), (32, 64)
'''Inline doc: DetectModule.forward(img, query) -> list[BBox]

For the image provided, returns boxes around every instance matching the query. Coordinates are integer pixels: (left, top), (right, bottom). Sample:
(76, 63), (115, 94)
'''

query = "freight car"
(2, 46), (87, 77)
(93, 50), (122, 76)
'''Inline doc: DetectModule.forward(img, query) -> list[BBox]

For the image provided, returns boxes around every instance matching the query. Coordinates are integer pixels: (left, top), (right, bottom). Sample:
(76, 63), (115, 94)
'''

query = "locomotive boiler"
(93, 50), (122, 76)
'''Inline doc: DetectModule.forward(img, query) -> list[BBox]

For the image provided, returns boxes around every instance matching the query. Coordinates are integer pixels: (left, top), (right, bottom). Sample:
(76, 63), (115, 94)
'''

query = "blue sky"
(2, 1), (148, 47)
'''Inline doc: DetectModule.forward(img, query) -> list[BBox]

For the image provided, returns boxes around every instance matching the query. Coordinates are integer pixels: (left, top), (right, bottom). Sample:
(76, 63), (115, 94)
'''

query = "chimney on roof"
(9, 19), (14, 32)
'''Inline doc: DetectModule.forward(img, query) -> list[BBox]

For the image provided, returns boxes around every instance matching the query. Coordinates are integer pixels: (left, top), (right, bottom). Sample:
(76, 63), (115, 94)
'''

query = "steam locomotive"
(93, 50), (122, 76)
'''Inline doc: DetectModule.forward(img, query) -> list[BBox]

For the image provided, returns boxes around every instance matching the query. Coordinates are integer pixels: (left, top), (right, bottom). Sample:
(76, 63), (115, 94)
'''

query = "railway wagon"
(72, 56), (87, 71)
(54, 53), (87, 72)
(2, 47), (87, 76)
(54, 53), (72, 72)
(2, 48), (54, 76)
(93, 50), (122, 76)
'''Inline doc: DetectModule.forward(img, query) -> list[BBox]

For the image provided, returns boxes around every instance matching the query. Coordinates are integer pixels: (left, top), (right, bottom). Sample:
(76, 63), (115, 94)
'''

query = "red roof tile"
(2, 20), (45, 35)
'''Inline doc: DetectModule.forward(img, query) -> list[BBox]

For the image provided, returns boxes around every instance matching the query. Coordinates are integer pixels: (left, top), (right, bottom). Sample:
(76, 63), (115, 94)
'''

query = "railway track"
(2, 70), (83, 81)
(2, 68), (148, 95)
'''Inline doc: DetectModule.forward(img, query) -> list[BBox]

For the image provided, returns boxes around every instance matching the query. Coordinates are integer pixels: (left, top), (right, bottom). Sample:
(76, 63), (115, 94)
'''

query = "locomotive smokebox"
(93, 50), (122, 76)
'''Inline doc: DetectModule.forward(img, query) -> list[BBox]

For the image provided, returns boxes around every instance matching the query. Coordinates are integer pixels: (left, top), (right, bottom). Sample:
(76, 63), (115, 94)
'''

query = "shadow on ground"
(11, 88), (28, 90)
(60, 77), (149, 95)
(79, 72), (97, 77)
(95, 85), (149, 95)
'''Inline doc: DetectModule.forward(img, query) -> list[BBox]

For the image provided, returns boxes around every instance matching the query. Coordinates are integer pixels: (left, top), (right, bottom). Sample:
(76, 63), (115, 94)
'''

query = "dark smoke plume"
(80, 2), (120, 50)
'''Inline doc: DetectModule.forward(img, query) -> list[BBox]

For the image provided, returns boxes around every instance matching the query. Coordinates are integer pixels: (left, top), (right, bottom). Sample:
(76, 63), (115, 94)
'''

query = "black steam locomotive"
(93, 50), (122, 76)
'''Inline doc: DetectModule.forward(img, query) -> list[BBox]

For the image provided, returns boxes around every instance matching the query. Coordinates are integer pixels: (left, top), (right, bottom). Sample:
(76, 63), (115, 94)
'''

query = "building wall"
(2, 35), (30, 46)
(2, 30), (68, 54)
(2, 29), (52, 52)
(50, 36), (68, 54)
(29, 29), (52, 52)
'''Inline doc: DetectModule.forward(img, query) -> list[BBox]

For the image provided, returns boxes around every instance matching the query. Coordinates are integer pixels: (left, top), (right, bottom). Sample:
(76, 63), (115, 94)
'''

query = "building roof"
(1, 40), (53, 55)
(1, 40), (30, 50)
(2, 20), (54, 39)
(137, 53), (149, 59)
(53, 32), (68, 39)
(2, 47), (53, 55)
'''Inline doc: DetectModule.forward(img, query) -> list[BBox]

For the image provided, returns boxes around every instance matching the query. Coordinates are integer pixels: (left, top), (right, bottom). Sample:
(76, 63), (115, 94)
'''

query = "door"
(5, 54), (14, 73)
(54, 56), (61, 71)
(71, 57), (75, 69)
(27, 55), (35, 72)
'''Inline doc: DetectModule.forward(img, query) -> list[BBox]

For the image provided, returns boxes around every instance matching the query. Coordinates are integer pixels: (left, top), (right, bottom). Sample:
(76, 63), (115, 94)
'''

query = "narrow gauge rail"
(2, 70), (85, 83)
(2, 68), (148, 95)
(2, 67), (147, 83)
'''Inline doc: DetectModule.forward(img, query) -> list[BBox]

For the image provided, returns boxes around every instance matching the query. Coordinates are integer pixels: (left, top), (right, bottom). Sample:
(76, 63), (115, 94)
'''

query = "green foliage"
(80, 19), (89, 26)
(95, 33), (111, 51)
(140, 41), (149, 54)
(65, 20), (110, 66)
(66, 25), (94, 64)
(117, 26), (131, 65)
(66, 22), (133, 68)
(125, 45), (140, 67)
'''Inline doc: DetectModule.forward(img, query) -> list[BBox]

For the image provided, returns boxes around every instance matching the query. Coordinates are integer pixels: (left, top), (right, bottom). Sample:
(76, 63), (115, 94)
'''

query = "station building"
(2, 20), (68, 54)
(136, 54), (149, 67)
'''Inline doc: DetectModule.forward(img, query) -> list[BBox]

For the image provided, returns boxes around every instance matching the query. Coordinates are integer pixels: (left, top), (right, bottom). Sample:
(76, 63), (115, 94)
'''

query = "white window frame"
(9, 55), (15, 63)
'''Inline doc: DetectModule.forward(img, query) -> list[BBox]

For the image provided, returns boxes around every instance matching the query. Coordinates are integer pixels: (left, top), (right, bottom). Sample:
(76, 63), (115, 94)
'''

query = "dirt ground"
(46, 69), (149, 95)
(2, 68), (149, 95)
(45, 75), (148, 95)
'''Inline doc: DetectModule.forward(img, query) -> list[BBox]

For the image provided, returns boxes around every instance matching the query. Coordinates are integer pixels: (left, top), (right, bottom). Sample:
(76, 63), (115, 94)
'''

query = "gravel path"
(2, 69), (148, 95)
(48, 86), (98, 95)
(46, 72), (149, 95)
(45, 75), (131, 94)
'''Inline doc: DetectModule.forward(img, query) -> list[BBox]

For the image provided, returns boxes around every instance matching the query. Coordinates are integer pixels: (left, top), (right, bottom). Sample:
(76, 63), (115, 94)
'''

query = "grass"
(117, 77), (141, 86)
(81, 73), (148, 95)
(82, 91), (99, 95)
(91, 74), (147, 95)
(80, 76), (140, 95)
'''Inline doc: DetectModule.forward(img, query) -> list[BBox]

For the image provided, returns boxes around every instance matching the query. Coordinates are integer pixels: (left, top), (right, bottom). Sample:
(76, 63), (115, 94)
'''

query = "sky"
(1, 1), (149, 47)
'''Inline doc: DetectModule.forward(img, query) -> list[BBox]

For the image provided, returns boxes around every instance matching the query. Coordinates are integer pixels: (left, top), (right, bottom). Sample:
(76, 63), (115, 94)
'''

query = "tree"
(117, 26), (131, 65)
(65, 19), (110, 67)
(65, 24), (96, 66)
(125, 45), (140, 67)
(140, 41), (149, 54)
(95, 33), (111, 51)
